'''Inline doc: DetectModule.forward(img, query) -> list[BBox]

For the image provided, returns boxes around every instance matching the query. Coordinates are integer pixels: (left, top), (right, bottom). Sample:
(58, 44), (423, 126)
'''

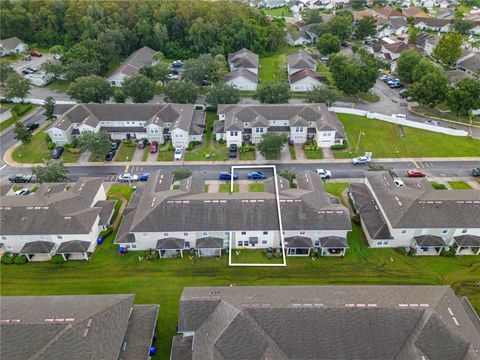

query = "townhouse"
(47, 103), (205, 148)
(286, 51), (325, 91)
(0, 178), (115, 261)
(115, 170), (351, 257)
(414, 17), (452, 32)
(456, 51), (480, 78)
(225, 48), (259, 90)
(171, 285), (480, 360)
(213, 104), (346, 147)
(108, 46), (156, 86)
(287, 51), (317, 75)
(1, 294), (158, 360)
(350, 172), (480, 256)
(286, 28), (313, 46)
(415, 33), (440, 56)
(0, 36), (28, 56)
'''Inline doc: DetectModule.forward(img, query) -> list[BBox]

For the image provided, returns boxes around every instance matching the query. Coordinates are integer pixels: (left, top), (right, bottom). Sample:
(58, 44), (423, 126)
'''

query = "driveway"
(12, 54), (54, 74)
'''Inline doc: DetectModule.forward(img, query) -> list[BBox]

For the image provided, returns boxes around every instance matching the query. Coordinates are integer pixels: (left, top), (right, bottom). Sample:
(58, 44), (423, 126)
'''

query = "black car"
(138, 138), (148, 149)
(8, 174), (33, 183)
(26, 123), (39, 132)
(111, 140), (121, 151)
(105, 150), (116, 161)
(51, 146), (64, 159)
(472, 168), (480, 177)
(229, 144), (238, 158)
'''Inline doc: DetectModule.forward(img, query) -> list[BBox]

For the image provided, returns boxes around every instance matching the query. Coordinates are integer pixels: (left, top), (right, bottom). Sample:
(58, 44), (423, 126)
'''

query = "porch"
(319, 236), (349, 257)
(19, 241), (55, 262)
(56, 240), (91, 261)
(453, 235), (480, 256)
(413, 235), (446, 256)
(195, 237), (223, 257)
(285, 236), (312, 257)
(156, 238), (185, 259)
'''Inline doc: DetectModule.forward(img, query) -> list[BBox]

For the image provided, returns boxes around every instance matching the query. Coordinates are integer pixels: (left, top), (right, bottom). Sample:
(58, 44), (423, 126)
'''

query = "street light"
(355, 131), (365, 154)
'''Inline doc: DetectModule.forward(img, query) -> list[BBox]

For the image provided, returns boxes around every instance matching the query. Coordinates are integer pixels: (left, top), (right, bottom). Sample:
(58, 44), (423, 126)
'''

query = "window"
(263, 231), (268, 235)
(324, 132), (331, 137)
(57, 235), (63, 240)
(441, 229), (448, 234)
(224, 232), (229, 236)
(230, 131), (238, 136)
(163, 232), (169, 237)
(282, 231), (285, 235)
(185, 241), (191, 248)
(40, 235), (47, 241)
(262, 240), (267, 245)
(295, 127), (302, 132)
(184, 232), (189, 236)
(461, 229), (468, 234)
(382, 240), (389, 246)
(284, 122), (288, 126)
(401, 230), (407, 234)
(1, 236), (6, 240)
(300, 231), (305, 235)
(244, 241), (249, 246)
(143, 233), (149, 239)
(202, 232), (208, 236)
(314, 240), (320, 247)
(238, 241), (243, 246)
(376, 241), (383, 246)
(241, 231), (246, 235)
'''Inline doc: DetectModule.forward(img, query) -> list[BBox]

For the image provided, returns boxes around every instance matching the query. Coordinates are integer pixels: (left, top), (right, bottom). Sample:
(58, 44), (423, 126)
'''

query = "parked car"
(247, 171), (266, 180)
(111, 140), (121, 151)
(393, 114), (407, 119)
(394, 179), (405, 187)
(14, 188), (30, 196)
(139, 173), (150, 181)
(168, 73), (181, 80)
(352, 156), (371, 165)
(219, 172), (238, 180)
(399, 89), (408, 98)
(23, 55), (31, 61)
(150, 141), (158, 153)
(51, 146), (64, 159)
(30, 51), (42, 57)
(137, 138), (148, 149)
(316, 169), (332, 179)
(8, 174), (33, 183)
(26, 123), (39, 132)
(472, 168), (480, 177)
(174, 147), (183, 160)
(229, 144), (238, 159)
(172, 60), (183, 68)
(118, 173), (139, 182)
(105, 150), (116, 161)
(389, 83), (403, 89)
(424, 120), (439, 126)
(407, 170), (426, 178)
(387, 78), (400, 85)
(22, 68), (34, 75)
(379, 74), (390, 81)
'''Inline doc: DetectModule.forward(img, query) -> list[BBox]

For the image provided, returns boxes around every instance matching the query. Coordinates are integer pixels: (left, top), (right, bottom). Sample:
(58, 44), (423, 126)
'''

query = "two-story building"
(225, 48), (259, 90)
(107, 46), (156, 86)
(0, 178), (115, 261)
(350, 172), (480, 256)
(414, 17), (452, 32)
(287, 51), (317, 75)
(115, 170), (351, 258)
(46, 103), (205, 148)
(0, 37), (28, 56)
(213, 104), (346, 147)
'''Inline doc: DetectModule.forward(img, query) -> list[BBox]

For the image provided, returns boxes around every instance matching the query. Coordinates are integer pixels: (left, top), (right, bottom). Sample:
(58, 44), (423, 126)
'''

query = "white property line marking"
(229, 164), (286, 267)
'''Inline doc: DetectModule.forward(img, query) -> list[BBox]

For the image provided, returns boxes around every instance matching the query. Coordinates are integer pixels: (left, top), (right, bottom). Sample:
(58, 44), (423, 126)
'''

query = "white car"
(352, 156), (371, 165)
(394, 179), (405, 187)
(174, 147), (183, 160)
(118, 173), (138, 182)
(15, 188), (30, 196)
(316, 169), (331, 179)
(425, 120), (439, 126)
(393, 114), (407, 119)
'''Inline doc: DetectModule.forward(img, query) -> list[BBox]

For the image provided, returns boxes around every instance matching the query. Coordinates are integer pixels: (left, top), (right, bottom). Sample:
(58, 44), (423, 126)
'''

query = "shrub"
(265, 252), (274, 259)
(1, 252), (15, 264)
(430, 181), (447, 190)
(273, 249), (283, 258)
(64, 144), (81, 153)
(239, 145), (255, 153)
(13, 103), (33, 116)
(13, 255), (28, 264)
(351, 215), (361, 226)
(218, 138), (225, 145)
(50, 254), (66, 264)
(100, 227), (113, 239)
(187, 141), (202, 150)
(394, 247), (408, 256)
(304, 140), (318, 151)
(441, 247), (455, 257)
(330, 140), (348, 150)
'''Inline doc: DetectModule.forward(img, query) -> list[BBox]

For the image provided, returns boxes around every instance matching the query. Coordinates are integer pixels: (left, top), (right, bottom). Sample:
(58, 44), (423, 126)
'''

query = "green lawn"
(412, 105), (480, 126)
(334, 114), (480, 158)
(45, 79), (71, 92)
(305, 149), (323, 159)
(248, 183), (265, 192)
(323, 182), (349, 206)
(259, 44), (297, 83)
(108, 184), (134, 201)
(12, 131), (51, 163)
(115, 141), (136, 162)
(219, 183), (239, 193)
(231, 249), (284, 264)
(288, 144), (296, 160)
(239, 150), (256, 161)
(142, 146), (150, 161)
(185, 112), (228, 161)
(430, 181), (448, 190)
(261, 6), (292, 16)
(0, 103), (37, 132)
(448, 181), (473, 190)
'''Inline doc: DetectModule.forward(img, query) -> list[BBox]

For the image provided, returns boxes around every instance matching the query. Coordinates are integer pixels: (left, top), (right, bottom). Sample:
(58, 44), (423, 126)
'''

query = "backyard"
(334, 114), (480, 158)
(259, 44), (297, 83)
(260, 6), (292, 17)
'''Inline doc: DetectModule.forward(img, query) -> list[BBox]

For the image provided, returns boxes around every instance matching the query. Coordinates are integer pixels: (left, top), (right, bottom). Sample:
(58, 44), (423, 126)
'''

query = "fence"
(329, 107), (469, 137)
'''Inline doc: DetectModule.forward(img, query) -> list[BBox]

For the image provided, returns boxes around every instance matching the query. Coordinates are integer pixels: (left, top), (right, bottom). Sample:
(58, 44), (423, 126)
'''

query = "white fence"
(329, 107), (469, 137)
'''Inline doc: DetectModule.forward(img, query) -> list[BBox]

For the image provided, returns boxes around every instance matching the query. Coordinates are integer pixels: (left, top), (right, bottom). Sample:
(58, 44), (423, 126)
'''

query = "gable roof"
(108, 46), (156, 79)
(289, 69), (325, 84)
(287, 28), (311, 42)
(172, 285), (480, 360)
(287, 51), (317, 69)
(0, 37), (26, 51)
(376, 7), (405, 18)
(414, 17), (452, 28)
(383, 42), (421, 54)
(228, 48), (259, 69)
(403, 7), (429, 18)
(224, 68), (258, 83)
(457, 52), (480, 75)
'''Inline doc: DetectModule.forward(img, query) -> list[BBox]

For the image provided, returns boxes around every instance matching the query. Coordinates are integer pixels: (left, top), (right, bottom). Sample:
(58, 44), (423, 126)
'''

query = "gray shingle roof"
(453, 234), (480, 247)
(414, 17), (452, 28)
(287, 51), (317, 70)
(156, 238), (185, 250)
(56, 240), (91, 253)
(95, 200), (116, 226)
(414, 235), (447, 247)
(228, 48), (259, 69)
(224, 68), (258, 83)
(171, 336), (193, 360)
(196, 237), (223, 249)
(457, 53), (480, 75)
(289, 69), (325, 85)
(0, 37), (26, 51)
(20, 241), (55, 254)
(319, 236), (348, 248)
(285, 236), (313, 248)
(108, 46), (156, 79)
(173, 286), (480, 360)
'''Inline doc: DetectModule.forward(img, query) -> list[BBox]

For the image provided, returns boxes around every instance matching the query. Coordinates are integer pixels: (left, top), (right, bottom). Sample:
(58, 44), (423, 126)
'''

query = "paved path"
(132, 147), (144, 162)
(78, 151), (91, 163)
(107, 193), (128, 230)
(322, 147), (334, 159)
(293, 144), (305, 160)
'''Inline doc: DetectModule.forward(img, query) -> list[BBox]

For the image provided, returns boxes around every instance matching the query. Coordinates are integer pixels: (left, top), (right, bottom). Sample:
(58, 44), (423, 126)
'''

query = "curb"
(408, 105), (480, 130)
(0, 106), (42, 136)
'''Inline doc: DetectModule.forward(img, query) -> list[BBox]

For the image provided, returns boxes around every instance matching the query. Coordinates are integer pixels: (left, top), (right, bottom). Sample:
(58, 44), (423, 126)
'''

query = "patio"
(285, 236), (313, 256)
(56, 240), (91, 261)
(195, 237), (223, 257)
(156, 238), (185, 259)
(453, 234), (480, 256)
(19, 241), (55, 261)
(413, 235), (447, 256)
(318, 236), (349, 257)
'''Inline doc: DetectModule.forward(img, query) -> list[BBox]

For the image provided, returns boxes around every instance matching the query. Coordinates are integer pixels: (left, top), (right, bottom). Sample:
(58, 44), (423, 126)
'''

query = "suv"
(111, 140), (121, 151)
(105, 150), (116, 161)
(26, 123), (39, 132)
(30, 51), (42, 57)
(137, 138), (148, 149)
(229, 144), (238, 158)
(8, 174), (33, 183)
(472, 168), (480, 177)
(51, 146), (64, 159)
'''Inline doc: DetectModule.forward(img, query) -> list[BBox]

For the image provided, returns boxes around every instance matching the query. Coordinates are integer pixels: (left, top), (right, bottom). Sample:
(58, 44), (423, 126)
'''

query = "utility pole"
(355, 131), (365, 154)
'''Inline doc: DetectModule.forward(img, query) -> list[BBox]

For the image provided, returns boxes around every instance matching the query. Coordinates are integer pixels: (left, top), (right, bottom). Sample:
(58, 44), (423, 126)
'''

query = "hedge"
(331, 140), (348, 150)
(51, 254), (66, 264)
(304, 140), (318, 151)
(1, 252), (15, 264)
(187, 141), (202, 150)
(13, 103), (33, 117)
(100, 227), (113, 239)
(13, 255), (28, 264)
(239, 145), (255, 153)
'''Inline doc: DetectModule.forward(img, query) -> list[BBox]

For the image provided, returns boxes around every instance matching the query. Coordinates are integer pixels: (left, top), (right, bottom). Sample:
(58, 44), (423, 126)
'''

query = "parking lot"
(12, 53), (54, 74)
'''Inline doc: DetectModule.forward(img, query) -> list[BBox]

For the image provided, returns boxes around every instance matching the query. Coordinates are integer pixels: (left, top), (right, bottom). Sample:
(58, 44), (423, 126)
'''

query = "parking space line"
(412, 160), (419, 169)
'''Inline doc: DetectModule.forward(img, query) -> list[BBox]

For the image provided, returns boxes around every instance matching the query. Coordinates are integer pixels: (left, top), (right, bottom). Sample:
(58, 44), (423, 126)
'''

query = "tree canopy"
(32, 160), (69, 183)
(409, 72), (449, 107)
(43, 97), (56, 121)
(77, 131), (111, 159)
(258, 133), (288, 159)
(305, 86), (337, 107)
(433, 32), (462, 66)
(316, 34), (340, 55)
(122, 74), (156, 103)
(164, 81), (198, 103)
(206, 83), (241, 110)
(447, 78), (480, 116)
(68, 75), (113, 103)
(5, 73), (30, 101)
(354, 16), (376, 40)
(396, 50), (423, 83)
(14, 122), (32, 144)
(254, 82), (290, 104)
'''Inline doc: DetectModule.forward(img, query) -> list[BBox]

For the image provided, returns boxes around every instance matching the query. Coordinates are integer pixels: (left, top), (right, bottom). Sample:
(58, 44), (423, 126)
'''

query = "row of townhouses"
(224, 48), (259, 90)
(47, 103), (205, 148)
(213, 103), (346, 147)
(115, 170), (352, 258)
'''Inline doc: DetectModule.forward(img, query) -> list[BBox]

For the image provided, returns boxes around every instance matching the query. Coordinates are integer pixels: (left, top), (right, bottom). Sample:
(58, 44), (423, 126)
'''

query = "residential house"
(224, 68), (258, 90)
(445, 70), (471, 85)
(170, 285), (480, 360)
(289, 70), (326, 91)
(115, 170), (351, 257)
(308, 0), (334, 10)
(46, 104), (205, 148)
(381, 42), (422, 71)
(286, 27), (313, 46)
(470, 21), (480, 35)
(403, 7), (429, 18)
(436, 7), (455, 19)
(414, 17), (452, 32)
(415, 33), (440, 56)
(108, 46), (156, 86)
(287, 50), (317, 75)
(353, 9), (378, 20)
(350, 172), (480, 255)
(375, 17), (408, 38)
(213, 104), (346, 147)
(0, 106), (12, 123)
(227, 48), (259, 74)
(0, 178), (115, 261)
(375, 7), (406, 18)
(421, 0), (437, 9)
(0, 37), (28, 56)
(261, 0), (287, 9)
(0, 294), (158, 360)
(456, 51), (480, 78)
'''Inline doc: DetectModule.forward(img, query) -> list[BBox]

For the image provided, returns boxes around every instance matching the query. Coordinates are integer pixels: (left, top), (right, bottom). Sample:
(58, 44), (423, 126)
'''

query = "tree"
(433, 32), (462, 66)
(0, 59), (14, 83)
(43, 61), (64, 80)
(164, 81), (198, 104)
(324, 15), (353, 41)
(14, 122), (32, 144)
(257, 133), (288, 159)
(254, 82), (290, 104)
(351, 0), (367, 9)
(305, 86), (337, 106)
(32, 160), (69, 183)
(183, 53), (213, 86)
(43, 97), (56, 121)
(206, 83), (241, 110)
(354, 16), (376, 40)
(452, 19), (474, 35)
(407, 24), (420, 45)
(396, 50), (423, 83)
(279, 168), (297, 187)
(172, 168), (192, 181)
(447, 78), (480, 116)
(210, 54), (228, 83)
(329, 52), (378, 96)
(303, 9), (323, 25)
(62, 39), (114, 75)
(122, 74), (156, 103)
(77, 131), (111, 159)
(5, 73), (30, 101)
(68, 75), (113, 103)
(139, 63), (170, 84)
(316, 34), (341, 55)
(409, 72), (449, 107)
(411, 58), (442, 82)
(113, 88), (126, 103)
(63, 60), (100, 82)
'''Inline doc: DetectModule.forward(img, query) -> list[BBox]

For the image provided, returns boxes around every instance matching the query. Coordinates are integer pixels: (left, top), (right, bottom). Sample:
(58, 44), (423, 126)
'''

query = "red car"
(407, 170), (426, 178)
(30, 51), (43, 57)
(150, 141), (158, 153)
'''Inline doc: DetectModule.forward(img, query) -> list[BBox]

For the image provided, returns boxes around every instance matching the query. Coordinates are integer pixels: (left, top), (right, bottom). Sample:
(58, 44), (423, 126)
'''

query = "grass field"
(231, 249), (284, 264)
(115, 141), (136, 162)
(430, 181), (448, 190)
(412, 105), (480, 126)
(219, 183), (239, 192)
(288, 144), (297, 159)
(261, 6), (292, 16)
(249, 183), (265, 192)
(185, 112), (228, 161)
(0, 103), (36, 132)
(259, 44), (297, 83)
(334, 114), (480, 158)
(239, 150), (256, 160)
(45, 80), (71, 92)
(448, 181), (473, 190)
(305, 148), (323, 159)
